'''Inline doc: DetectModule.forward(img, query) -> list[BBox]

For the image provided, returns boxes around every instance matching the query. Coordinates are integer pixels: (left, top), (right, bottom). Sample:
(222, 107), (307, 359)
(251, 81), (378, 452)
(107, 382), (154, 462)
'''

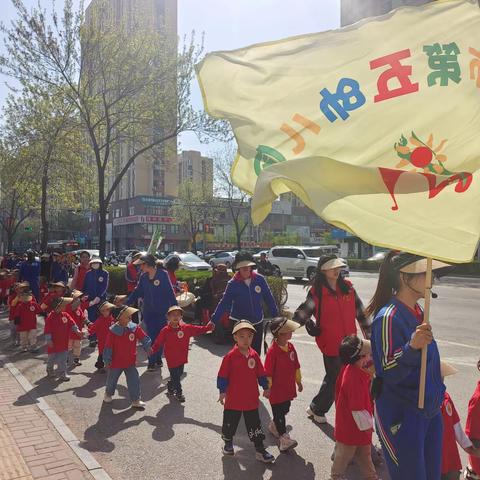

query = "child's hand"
(263, 389), (271, 399)
(207, 321), (215, 331)
(218, 393), (226, 405)
(466, 445), (480, 457)
(297, 382), (303, 392)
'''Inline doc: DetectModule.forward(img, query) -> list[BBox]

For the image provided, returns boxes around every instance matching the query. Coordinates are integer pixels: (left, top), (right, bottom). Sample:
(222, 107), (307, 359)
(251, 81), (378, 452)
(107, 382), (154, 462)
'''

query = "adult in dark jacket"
(19, 250), (41, 302)
(84, 258), (109, 346)
(293, 255), (370, 425)
(51, 253), (69, 284)
(211, 251), (278, 355)
(125, 254), (177, 371)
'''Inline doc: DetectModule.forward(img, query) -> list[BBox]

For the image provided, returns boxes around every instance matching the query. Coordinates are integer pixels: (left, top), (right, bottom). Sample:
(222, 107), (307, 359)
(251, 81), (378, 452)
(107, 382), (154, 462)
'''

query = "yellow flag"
(197, 0), (480, 263)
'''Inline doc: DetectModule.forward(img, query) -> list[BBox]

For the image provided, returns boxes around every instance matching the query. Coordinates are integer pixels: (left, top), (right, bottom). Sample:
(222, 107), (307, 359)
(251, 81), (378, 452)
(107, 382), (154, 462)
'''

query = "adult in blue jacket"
(367, 251), (450, 480)
(51, 253), (69, 284)
(84, 258), (109, 346)
(19, 250), (40, 301)
(125, 254), (177, 371)
(211, 251), (278, 355)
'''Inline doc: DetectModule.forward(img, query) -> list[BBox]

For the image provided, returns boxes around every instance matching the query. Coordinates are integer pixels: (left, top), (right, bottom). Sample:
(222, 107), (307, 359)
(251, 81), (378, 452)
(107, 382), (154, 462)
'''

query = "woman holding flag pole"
(367, 251), (450, 480)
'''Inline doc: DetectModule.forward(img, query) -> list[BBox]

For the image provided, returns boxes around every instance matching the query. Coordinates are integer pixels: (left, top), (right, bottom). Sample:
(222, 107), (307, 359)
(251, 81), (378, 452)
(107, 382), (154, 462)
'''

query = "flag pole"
(418, 257), (433, 409)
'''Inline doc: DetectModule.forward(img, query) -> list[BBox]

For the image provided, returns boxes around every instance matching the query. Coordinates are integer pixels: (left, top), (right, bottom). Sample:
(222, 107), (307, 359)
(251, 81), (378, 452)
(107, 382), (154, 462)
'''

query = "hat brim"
(278, 319), (301, 334)
(89, 259), (103, 265)
(71, 289), (83, 299)
(117, 306), (139, 320)
(132, 258), (145, 265)
(167, 305), (184, 314)
(320, 258), (347, 270)
(99, 302), (115, 312)
(232, 321), (257, 334)
(50, 282), (66, 288)
(235, 261), (256, 269)
(440, 360), (458, 378)
(16, 282), (30, 289)
(399, 259), (451, 274)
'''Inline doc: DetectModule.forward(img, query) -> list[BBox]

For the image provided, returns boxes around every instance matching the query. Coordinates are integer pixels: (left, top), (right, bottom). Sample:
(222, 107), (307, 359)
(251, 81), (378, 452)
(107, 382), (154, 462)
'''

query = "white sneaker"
(103, 393), (113, 403)
(131, 400), (146, 410)
(306, 407), (327, 424)
(279, 433), (298, 452)
(268, 420), (280, 438)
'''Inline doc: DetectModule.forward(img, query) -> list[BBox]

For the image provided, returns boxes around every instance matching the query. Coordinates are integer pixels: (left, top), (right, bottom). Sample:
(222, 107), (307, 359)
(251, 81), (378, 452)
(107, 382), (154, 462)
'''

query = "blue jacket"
(126, 268), (177, 334)
(211, 272), (278, 326)
(371, 298), (445, 418)
(19, 260), (40, 299)
(51, 262), (68, 284)
(83, 269), (109, 301)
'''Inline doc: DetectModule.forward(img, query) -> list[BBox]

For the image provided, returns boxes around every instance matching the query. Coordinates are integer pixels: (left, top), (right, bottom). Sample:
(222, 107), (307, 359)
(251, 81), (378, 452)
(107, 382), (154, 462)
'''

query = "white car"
(268, 246), (348, 280)
(165, 252), (212, 271)
(209, 251), (235, 268)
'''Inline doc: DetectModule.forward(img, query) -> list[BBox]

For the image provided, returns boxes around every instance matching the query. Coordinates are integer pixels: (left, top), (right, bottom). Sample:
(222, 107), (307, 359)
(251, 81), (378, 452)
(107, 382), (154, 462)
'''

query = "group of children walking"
(4, 275), (480, 478)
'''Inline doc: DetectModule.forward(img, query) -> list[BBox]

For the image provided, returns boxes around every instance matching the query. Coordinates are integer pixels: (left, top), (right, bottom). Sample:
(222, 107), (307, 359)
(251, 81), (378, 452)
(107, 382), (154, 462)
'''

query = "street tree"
(1, 89), (95, 250)
(214, 144), (251, 250)
(172, 181), (220, 253)
(0, 0), (229, 257)
(0, 144), (35, 251)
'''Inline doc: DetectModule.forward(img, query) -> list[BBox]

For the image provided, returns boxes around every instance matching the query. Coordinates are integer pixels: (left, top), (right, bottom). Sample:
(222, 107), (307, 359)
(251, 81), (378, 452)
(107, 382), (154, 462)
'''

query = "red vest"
(312, 282), (356, 356)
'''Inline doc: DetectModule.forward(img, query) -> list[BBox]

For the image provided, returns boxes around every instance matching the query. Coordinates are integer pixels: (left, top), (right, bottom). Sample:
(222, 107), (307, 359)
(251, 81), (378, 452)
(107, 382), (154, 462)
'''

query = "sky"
(0, 0), (340, 154)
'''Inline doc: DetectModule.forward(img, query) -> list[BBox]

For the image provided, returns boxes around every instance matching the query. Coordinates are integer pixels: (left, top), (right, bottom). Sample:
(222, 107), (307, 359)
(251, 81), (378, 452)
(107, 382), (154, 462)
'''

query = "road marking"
(295, 337), (480, 352)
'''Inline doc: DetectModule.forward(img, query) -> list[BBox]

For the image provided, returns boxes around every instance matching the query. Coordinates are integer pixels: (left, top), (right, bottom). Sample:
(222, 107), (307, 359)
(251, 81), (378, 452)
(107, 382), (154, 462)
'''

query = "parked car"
(367, 251), (388, 262)
(72, 249), (100, 259)
(209, 251), (236, 268)
(164, 252), (212, 271)
(267, 246), (348, 280)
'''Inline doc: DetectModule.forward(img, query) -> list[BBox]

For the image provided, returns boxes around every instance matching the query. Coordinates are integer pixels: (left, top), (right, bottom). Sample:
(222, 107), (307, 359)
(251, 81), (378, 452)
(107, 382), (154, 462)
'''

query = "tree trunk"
(40, 161), (49, 251)
(97, 165), (107, 259)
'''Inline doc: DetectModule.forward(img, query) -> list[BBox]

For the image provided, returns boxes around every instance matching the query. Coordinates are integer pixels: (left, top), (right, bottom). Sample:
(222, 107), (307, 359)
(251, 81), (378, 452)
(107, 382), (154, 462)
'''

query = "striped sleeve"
(373, 305), (421, 384)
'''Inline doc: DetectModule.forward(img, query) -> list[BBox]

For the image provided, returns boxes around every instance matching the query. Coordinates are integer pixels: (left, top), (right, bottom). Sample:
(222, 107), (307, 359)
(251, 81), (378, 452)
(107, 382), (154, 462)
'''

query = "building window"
(129, 206), (135, 216)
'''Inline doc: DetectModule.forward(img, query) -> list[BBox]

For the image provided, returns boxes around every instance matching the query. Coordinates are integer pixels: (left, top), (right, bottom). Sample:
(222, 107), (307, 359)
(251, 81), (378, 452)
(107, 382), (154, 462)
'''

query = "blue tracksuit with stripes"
(371, 298), (445, 480)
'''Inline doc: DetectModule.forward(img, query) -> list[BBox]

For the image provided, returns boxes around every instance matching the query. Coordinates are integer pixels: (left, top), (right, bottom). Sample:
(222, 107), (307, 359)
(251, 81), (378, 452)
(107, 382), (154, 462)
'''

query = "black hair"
(310, 254), (350, 296)
(365, 250), (420, 317)
(339, 335), (362, 365)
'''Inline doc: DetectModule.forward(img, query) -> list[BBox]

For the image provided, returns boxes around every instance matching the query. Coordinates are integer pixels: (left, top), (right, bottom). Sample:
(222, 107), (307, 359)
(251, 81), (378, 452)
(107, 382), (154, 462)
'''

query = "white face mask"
(91, 263), (101, 270)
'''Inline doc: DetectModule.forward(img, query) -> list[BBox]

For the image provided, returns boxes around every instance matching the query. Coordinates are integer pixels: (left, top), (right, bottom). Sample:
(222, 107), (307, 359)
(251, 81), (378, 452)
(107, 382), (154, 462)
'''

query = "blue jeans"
(106, 366), (140, 401)
(168, 365), (184, 394)
(46, 351), (68, 376)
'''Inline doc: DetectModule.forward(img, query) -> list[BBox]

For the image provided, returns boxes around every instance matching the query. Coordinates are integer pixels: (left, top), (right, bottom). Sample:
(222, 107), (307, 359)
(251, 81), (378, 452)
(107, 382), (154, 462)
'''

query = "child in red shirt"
(88, 300), (115, 372)
(331, 335), (377, 480)
(66, 290), (89, 366)
(264, 317), (302, 453)
(103, 306), (151, 410)
(441, 361), (480, 480)
(217, 320), (274, 464)
(0, 270), (9, 311)
(44, 297), (80, 381)
(41, 281), (67, 313)
(39, 276), (49, 304)
(151, 305), (214, 402)
(8, 281), (29, 346)
(14, 290), (42, 352)
(464, 359), (480, 480)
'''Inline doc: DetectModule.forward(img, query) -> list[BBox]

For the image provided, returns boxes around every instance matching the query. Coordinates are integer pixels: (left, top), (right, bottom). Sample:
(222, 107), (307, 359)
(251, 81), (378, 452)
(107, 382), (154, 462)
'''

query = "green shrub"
(103, 266), (289, 308)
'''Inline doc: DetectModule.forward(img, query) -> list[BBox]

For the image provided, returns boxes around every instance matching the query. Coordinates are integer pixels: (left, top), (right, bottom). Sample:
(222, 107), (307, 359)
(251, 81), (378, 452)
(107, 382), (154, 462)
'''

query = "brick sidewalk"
(0, 365), (95, 480)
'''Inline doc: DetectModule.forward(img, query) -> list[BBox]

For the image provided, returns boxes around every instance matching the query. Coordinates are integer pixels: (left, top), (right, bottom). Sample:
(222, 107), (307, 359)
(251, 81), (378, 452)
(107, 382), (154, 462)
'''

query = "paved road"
(0, 272), (478, 480)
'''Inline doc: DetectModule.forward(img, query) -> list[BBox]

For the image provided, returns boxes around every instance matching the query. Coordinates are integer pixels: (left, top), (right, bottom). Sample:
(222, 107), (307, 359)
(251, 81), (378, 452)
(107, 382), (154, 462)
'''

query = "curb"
(3, 361), (113, 480)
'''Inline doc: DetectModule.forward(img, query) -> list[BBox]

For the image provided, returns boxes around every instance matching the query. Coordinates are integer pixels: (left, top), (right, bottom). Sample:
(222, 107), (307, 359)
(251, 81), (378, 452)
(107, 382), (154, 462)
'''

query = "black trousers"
(271, 400), (291, 436)
(168, 365), (184, 393)
(310, 354), (342, 416)
(222, 409), (265, 447)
